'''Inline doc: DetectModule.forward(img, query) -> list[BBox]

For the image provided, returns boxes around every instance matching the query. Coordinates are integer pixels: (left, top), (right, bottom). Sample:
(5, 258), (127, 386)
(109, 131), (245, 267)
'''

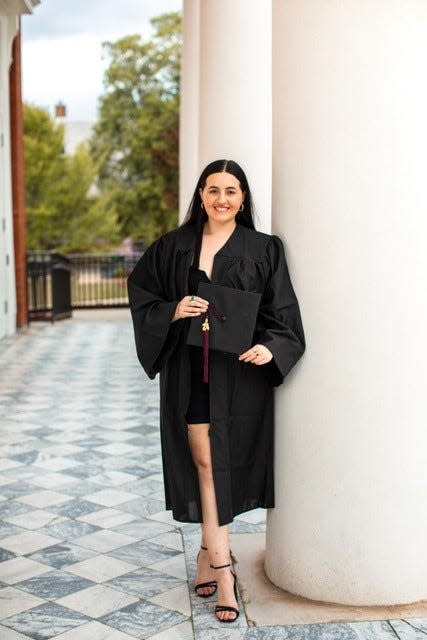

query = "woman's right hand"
(172, 295), (209, 322)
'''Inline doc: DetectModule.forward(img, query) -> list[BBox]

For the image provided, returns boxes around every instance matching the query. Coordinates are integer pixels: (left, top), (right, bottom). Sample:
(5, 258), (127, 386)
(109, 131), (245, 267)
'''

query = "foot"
(194, 547), (217, 597)
(214, 566), (239, 622)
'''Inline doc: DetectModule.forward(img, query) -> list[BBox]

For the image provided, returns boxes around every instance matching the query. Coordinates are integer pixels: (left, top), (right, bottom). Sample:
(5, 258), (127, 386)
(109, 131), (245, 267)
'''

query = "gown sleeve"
(127, 236), (182, 379)
(257, 234), (306, 387)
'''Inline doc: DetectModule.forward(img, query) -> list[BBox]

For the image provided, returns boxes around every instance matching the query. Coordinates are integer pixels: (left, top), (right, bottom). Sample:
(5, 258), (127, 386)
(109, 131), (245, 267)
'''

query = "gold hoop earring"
(239, 203), (245, 212)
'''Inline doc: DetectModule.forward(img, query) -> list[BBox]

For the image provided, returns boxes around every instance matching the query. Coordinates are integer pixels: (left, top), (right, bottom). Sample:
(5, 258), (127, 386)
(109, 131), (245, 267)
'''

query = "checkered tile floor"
(1, 311), (424, 640)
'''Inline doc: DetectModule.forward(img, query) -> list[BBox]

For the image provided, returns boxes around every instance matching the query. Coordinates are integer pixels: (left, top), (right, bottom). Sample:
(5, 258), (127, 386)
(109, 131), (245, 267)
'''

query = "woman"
(127, 159), (305, 623)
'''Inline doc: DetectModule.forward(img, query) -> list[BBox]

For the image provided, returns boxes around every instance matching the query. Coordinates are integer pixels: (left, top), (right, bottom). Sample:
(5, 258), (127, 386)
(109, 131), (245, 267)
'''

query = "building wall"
(0, 13), (18, 339)
(0, 0), (39, 340)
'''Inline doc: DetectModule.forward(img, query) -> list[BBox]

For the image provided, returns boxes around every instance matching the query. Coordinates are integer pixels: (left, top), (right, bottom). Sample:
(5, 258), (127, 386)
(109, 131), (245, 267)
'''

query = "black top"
(187, 266), (210, 377)
(188, 265), (210, 294)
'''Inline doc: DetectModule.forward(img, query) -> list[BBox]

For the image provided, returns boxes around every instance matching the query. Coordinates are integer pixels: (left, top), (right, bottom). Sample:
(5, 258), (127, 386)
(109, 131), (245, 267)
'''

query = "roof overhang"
(0, 0), (40, 15)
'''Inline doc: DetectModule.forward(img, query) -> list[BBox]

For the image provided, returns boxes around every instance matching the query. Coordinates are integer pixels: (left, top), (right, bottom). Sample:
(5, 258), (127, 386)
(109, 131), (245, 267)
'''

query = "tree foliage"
(90, 11), (181, 244)
(24, 103), (119, 253)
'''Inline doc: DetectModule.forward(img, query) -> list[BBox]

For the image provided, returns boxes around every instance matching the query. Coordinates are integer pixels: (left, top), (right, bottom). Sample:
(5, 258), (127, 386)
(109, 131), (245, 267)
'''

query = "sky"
(21, 0), (182, 122)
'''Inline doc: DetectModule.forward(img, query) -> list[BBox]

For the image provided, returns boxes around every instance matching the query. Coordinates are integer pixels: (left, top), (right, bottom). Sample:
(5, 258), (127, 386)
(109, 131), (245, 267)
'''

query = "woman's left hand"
(239, 344), (273, 365)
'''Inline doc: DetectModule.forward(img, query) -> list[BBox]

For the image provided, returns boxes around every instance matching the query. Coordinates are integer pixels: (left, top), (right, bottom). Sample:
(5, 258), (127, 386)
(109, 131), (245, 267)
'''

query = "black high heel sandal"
(194, 545), (218, 597)
(209, 561), (239, 623)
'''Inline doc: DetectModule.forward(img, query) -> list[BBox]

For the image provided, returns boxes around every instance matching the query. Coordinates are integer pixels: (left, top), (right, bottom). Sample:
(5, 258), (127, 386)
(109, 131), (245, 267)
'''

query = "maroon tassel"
(202, 313), (210, 382)
(201, 303), (225, 383)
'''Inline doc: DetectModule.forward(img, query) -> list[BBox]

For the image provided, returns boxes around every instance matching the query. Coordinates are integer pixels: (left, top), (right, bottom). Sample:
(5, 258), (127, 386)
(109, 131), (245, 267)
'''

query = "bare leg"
(187, 423), (238, 622)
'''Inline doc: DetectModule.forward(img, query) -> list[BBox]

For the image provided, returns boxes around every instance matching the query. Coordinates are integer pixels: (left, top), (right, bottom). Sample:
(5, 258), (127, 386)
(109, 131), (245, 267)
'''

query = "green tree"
(24, 103), (119, 252)
(90, 11), (181, 244)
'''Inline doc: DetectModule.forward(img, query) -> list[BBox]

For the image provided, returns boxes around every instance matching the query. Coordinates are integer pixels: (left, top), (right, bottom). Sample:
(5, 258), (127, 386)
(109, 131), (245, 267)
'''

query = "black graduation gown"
(127, 222), (305, 526)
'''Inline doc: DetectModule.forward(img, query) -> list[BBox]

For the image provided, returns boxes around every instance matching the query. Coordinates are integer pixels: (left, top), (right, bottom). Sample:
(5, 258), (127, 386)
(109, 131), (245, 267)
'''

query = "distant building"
(54, 102), (95, 155)
(0, 0), (40, 340)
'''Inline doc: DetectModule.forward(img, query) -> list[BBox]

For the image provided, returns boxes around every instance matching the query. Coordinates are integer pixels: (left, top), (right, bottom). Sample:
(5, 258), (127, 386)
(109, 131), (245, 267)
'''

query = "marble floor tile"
(118, 496), (165, 517)
(26, 472), (80, 489)
(76, 508), (136, 529)
(0, 557), (51, 585)
(0, 532), (61, 555)
(0, 474), (18, 487)
(15, 490), (73, 509)
(2, 510), (64, 530)
(150, 553), (188, 580)
(149, 530), (184, 551)
(149, 583), (191, 617)
(15, 569), (95, 600)
(94, 443), (141, 456)
(192, 601), (247, 631)
(194, 630), (247, 640)
(26, 542), (97, 568)
(403, 619), (427, 633)
(51, 481), (105, 498)
(37, 519), (100, 541)
(234, 509), (266, 525)
(389, 619), (427, 640)
(229, 520), (266, 534)
(71, 529), (138, 553)
(0, 523), (33, 540)
(47, 499), (106, 519)
(110, 518), (174, 541)
(32, 457), (82, 472)
(0, 460), (22, 471)
(0, 502), (35, 520)
(38, 444), (85, 457)
(99, 599), (187, 639)
(148, 620), (195, 640)
(64, 554), (138, 582)
(89, 471), (139, 486)
(1, 602), (90, 640)
(83, 489), (139, 507)
(52, 620), (137, 639)
(107, 539), (182, 568)
(147, 509), (182, 526)
(0, 548), (17, 562)
(0, 586), (45, 619)
(105, 565), (186, 599)
(56, 583), (138, 618)
(0, 624), (34, 639)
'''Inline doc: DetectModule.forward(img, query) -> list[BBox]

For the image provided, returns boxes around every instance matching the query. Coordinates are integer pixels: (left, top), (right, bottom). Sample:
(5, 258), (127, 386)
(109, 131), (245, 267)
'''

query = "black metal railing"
(27, 251), (72, 321)
(27, 252), (142, 318)
(67, 253), (141, 308)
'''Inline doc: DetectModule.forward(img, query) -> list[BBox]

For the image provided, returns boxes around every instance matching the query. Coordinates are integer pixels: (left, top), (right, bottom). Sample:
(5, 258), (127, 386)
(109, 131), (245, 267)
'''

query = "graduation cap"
(187, 281), (262, 382)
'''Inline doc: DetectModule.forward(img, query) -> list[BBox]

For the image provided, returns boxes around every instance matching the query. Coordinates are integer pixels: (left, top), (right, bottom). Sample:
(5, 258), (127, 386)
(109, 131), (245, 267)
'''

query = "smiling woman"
(127, 158), (306, 623)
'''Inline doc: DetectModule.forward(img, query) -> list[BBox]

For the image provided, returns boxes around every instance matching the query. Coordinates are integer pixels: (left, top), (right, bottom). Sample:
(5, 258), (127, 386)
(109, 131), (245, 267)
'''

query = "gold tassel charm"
(202, 317), (210, 331)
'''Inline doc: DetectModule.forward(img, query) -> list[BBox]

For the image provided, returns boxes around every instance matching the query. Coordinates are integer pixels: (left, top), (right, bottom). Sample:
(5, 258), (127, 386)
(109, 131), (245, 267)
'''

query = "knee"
(193, 454), (213, 476)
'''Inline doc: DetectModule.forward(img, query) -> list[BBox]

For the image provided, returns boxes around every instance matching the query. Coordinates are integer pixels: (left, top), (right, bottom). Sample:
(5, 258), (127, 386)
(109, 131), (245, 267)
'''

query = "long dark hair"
(181, 159), (257, 231)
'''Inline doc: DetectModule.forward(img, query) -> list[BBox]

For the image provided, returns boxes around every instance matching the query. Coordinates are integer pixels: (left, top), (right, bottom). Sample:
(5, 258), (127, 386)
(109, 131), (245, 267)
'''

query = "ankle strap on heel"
(210, 562), (231, 570)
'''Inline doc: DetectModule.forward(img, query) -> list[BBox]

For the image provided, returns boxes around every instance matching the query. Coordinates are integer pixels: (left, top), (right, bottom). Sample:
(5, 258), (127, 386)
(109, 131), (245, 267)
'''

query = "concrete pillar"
(0, 13), (19, 339)
(266, 0), (427, 605)
(180, 0), (272, 232)
(179, 0), (200, 221)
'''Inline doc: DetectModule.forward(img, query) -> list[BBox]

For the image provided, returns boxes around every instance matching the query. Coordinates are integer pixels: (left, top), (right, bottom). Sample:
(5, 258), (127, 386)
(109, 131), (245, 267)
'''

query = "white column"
(0, 14), (19, 339)
(266, 0), (427, 604)
(179, 0), (200, 222)
(180, 0), (272, 232)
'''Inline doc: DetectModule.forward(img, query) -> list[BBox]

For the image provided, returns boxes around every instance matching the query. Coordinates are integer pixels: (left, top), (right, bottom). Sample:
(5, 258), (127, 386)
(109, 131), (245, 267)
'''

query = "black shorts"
(185, 346), (210, 424)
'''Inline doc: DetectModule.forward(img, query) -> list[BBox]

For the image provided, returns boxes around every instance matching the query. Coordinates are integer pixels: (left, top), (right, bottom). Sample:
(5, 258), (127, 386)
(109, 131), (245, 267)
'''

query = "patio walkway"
(0, 310), (425, 639)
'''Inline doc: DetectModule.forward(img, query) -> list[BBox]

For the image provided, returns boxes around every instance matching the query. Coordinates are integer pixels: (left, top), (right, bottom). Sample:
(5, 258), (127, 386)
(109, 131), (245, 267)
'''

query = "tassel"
(200, 303), (225, 383)
(202, 314), (210, 382)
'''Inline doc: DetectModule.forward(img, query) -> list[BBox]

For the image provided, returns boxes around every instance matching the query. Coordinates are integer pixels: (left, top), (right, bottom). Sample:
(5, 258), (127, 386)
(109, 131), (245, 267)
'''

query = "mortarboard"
(187, 281), (262, 382)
